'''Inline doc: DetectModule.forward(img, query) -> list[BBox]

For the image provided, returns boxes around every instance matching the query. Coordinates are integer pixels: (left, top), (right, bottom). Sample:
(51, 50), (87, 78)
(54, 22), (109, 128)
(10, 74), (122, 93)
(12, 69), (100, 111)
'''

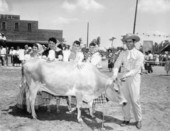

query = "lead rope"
(101, 86), (108, 130)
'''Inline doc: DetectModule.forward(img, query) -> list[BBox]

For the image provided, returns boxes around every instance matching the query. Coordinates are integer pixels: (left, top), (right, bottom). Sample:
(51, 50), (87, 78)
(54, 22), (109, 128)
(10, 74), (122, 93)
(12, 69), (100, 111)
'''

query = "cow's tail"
(17, 64), (27, 109)
(21, 64), (25, 85)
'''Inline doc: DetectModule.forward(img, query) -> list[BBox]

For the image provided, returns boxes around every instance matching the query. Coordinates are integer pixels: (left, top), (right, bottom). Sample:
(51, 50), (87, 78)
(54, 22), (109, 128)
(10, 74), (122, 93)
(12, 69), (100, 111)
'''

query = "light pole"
(87, 22), (89, 47)
(133, 0), (139, 34)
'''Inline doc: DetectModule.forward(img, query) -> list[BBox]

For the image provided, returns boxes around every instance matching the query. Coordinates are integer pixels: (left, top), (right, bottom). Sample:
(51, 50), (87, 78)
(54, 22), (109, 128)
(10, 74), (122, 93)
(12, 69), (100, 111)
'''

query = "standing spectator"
(148, 50), (153, 73)
(13, 46), (21, 66)
(0, 46), (2, 65)
(55, 41), (63, 61)
(41, 37), (62, 112)
(47, 37), (58, 61)
(9, 47), (15, 64)
(69, 43), (77, 61)
(144, 52), (149, 73)
(42, 44), (50, 58)
(17, 43), (43, 110)
(42, 38), (63, 61)
(5, 47), (9, 66)
(155, 54), (160, 66)
(24, 45), (29, 55)
(87, 42), (102, 68)
(18, 48), (25, 65)
(69, 40), (84, 64)
(24, 46), (32, 61)
(63, 45), (71, 62)
(108, 49), (114, 72)
(164, 53), (170, 75)
(65, 40), (84, 113)
(73, 40), (84, 64)
(0, 46), (6, 66)
(30, 44), (39, 58)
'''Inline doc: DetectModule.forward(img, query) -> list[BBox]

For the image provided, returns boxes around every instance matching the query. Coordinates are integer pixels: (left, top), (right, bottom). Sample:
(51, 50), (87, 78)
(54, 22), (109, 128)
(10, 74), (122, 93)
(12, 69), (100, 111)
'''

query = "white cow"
(23, 58), (127, 122)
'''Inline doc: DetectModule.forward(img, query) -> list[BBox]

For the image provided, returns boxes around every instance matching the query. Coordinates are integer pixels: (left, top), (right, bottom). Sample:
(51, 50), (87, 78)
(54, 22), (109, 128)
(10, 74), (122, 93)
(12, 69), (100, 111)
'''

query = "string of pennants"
(135, 33), (170, 38)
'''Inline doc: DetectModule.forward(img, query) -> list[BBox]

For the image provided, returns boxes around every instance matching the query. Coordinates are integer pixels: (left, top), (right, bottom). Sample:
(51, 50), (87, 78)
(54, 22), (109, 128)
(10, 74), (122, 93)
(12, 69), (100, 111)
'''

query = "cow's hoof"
(78, 118), (83, 123)
(66, 111), (72, 114)
(33, 118), (38, 121)
(101, 127), (106, 131)
(32, 115), (37, 120)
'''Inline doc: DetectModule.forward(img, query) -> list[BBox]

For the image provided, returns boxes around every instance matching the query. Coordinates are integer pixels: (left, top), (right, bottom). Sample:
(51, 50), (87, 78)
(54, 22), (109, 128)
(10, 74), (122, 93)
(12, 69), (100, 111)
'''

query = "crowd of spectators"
(1, 34), (170, 76)
(0, 37), (104, 68)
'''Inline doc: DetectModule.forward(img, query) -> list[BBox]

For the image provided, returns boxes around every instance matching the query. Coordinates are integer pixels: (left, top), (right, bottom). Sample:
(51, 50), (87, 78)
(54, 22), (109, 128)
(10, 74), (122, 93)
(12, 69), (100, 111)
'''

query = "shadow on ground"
(1, 104), (125, 130)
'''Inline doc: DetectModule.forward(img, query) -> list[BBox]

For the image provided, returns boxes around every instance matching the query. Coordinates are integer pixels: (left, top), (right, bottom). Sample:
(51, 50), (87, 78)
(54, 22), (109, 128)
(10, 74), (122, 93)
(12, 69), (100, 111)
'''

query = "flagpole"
(133, 0), (139, 34)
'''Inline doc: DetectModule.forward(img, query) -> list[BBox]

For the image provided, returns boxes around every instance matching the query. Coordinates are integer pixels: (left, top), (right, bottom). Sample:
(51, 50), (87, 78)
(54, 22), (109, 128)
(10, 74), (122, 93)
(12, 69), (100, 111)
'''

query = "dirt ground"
(0, 62), (170, 131)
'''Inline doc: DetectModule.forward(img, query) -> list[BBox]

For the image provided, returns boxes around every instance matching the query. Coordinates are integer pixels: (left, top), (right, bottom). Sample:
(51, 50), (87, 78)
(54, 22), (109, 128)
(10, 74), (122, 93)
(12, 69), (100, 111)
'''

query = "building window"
(28, 23), (32, 32)
(2, 22), (6, 30)
(15, 23), (19, 31)
(7, 16), (11, 19)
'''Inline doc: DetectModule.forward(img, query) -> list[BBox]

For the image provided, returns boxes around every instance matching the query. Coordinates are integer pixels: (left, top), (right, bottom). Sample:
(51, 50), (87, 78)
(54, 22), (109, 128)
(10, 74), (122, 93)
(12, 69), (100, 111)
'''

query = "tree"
(96, 36), (101, 47)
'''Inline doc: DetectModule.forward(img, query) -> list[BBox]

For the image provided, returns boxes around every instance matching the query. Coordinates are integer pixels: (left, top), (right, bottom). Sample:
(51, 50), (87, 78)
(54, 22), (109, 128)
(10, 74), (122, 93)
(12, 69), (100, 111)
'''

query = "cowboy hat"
(123, 34), (140, 42)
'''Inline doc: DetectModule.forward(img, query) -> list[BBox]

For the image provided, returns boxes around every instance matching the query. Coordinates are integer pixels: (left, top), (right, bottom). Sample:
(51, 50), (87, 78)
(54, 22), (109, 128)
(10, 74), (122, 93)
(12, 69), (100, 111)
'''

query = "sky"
(0, 0), (170, 48)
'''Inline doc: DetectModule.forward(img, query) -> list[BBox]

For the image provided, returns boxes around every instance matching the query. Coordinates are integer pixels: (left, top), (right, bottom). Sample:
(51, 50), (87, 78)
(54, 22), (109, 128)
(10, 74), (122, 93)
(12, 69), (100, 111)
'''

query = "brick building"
(0, 14), (63, 48)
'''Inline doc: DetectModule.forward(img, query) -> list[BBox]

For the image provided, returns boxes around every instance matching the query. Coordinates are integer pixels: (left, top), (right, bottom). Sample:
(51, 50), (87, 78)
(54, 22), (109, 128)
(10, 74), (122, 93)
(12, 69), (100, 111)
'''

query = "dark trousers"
(148, 62), (153, 73)
(6, 55), (8, 66)
(0, 56), (5, 66)
(13, 55), (21, 66)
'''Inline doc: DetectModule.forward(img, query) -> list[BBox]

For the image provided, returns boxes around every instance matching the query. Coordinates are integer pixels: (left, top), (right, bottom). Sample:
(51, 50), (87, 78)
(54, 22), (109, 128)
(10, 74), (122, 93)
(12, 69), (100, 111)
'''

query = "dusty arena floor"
(0, 62), (170, 131)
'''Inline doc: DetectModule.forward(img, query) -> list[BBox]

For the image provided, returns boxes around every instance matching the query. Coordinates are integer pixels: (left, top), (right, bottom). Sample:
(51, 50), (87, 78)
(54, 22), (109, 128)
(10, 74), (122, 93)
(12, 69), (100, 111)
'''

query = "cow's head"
(105, 78), (127, 106)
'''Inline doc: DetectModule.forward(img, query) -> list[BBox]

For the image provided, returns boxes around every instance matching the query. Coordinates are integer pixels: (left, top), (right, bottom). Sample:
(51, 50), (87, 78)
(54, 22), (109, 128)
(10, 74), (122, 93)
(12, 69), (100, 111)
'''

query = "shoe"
(120, 121), (130, 127)
(136, 121), (142, 129)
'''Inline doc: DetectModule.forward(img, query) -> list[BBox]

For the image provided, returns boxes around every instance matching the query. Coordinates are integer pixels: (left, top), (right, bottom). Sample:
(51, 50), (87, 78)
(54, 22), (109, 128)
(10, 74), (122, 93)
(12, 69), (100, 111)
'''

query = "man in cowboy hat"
(112, 34), (144, 129)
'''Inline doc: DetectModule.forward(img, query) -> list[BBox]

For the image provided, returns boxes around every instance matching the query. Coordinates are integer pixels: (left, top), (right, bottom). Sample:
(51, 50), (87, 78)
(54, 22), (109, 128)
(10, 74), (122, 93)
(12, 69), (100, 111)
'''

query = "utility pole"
(109, 37), (116, 47)
(87, 22), (89, 47)
(133, 0), (139, 34)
